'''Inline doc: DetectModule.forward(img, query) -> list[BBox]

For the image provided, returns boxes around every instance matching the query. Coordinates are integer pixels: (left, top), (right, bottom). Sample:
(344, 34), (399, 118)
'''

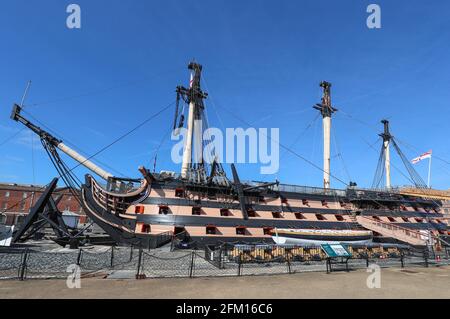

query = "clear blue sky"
(1, 0), (450, 190)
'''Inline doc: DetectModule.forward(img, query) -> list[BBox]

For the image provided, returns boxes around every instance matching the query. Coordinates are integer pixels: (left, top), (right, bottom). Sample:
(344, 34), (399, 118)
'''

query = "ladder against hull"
(356, 215), (428, 246)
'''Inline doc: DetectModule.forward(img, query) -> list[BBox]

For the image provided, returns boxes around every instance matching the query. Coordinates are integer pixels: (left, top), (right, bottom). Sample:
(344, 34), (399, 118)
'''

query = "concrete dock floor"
(1, 266), (449, 299)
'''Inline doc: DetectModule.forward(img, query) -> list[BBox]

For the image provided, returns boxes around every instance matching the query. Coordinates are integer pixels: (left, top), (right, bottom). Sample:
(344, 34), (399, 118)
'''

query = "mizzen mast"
(313, 81), (337, 189)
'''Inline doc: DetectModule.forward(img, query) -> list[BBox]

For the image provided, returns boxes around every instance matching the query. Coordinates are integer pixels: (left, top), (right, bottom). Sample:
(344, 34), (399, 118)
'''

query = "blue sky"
(1, 0), (450, 190)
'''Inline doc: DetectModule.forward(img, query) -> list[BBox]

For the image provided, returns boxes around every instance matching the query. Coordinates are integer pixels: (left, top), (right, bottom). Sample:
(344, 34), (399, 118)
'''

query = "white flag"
(411, 150), (432, 164)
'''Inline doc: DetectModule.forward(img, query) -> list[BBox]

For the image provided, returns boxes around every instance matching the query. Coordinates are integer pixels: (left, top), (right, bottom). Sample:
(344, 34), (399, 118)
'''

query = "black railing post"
(286, 252), (291, 274)
(19, 249), (29, 281)
(238, 253), (242, 276)
(76, 248), (83, 266)
(424, 249), (429, 268)
(136, 247), (143, 279)
(129, 245), (133, 262)
(189, 251), (195, 278)
(110, 246), (115, 268)
(400, 252), (405, 268)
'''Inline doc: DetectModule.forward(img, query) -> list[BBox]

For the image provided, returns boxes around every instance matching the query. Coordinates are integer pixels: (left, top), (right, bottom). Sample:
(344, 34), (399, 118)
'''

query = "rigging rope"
(61, 100), (175, 175)
(20, 109), (127, 177)
(391, 138), (427, 188)
(371, 142), (386, 189)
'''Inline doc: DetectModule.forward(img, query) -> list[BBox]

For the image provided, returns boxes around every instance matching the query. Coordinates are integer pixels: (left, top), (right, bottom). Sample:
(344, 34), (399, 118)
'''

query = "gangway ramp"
(356, 216), (428, 246)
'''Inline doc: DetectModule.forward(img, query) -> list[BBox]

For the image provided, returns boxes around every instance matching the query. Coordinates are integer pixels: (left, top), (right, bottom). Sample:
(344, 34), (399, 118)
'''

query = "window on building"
(16, 215), (25, 226)
(2, 202), (7, 210)
(5, 191), (10, 198)
(335, 215), (344, 221)
(220, 209), (232, 217)
(272, 212), (283, 219)
(372, 216), (381, 221)
(302, 199), (309, 205)
(247, 209), (259, 218)
(22, 192), (28, 199)
(159, 206), (170, 215)
(174, 226), (185, 235)
(415, 218), (424, 223)
(263, 227), (273, 235)
(206, 226), (217, 235)
(141, 224), (151, 233)
(315, 214), (326, 221)
(135, 206), (145, 214)
(0, 214), (6, 224)
(402, 217), (410, 222)
(321, 200), (328, 207)
(387, 217), (397, 222)
(192, 207), (202, 215)
(175, 188), (185, 198)
(295, 213), (306, 220)
(236, 227), (247, 235)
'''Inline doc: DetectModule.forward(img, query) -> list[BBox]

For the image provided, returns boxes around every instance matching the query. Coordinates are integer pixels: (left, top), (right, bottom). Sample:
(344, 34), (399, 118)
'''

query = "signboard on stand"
(321, 244), (352, 258)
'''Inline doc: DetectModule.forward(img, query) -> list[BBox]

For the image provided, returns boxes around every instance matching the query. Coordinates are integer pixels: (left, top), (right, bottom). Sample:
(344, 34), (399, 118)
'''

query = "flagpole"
(427, 155), (432, 188)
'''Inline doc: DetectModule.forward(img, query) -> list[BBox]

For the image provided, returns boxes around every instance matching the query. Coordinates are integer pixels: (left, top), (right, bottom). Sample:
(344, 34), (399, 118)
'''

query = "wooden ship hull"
(80, 173), (447, 248)
(10, 61), (449, 250)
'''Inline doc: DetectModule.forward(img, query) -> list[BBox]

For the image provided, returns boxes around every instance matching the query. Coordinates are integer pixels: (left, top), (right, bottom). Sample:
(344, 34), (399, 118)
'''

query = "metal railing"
(2, 243), (449, 281)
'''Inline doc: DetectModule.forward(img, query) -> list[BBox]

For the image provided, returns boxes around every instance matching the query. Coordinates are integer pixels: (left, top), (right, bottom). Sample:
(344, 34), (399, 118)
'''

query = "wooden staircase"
(355, 215), (428, 246)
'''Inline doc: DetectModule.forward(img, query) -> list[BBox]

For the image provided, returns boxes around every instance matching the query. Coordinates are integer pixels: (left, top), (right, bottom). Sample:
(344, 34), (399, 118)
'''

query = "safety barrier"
(1, 243), (448, 281)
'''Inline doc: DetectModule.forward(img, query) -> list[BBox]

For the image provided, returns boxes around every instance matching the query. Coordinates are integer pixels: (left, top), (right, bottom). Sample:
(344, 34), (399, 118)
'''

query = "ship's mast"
(380, 119), (392, 189)
(10, 104), (113, 181)
(179, 62), (207, 179)
(313, 81), (337, 189)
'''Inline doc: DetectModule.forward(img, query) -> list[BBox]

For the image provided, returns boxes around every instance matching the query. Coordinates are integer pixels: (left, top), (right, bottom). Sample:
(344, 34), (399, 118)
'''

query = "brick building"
(0, 182), (87, 227)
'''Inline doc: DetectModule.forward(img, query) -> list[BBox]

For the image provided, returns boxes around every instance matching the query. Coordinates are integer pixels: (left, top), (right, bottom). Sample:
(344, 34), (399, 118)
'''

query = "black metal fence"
(1, 244), (449, 281)
(0, 246), (135, 280)
(135, 244), (450, 279)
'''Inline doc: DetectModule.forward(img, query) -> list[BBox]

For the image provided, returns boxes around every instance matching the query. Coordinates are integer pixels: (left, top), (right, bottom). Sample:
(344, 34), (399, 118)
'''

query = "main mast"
(313, 81), (337, 189)
(380, 119), (392, 189)
(178, 62), (207, 179)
